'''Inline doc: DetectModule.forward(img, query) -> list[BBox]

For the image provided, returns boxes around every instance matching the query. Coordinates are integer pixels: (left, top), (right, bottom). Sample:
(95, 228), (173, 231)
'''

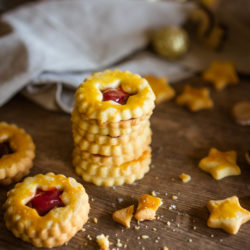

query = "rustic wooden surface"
(0, 77), (249, 250)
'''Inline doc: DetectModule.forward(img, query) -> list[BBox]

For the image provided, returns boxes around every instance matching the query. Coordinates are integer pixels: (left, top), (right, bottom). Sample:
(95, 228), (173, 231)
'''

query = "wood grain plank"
(0, 77), (249, 250)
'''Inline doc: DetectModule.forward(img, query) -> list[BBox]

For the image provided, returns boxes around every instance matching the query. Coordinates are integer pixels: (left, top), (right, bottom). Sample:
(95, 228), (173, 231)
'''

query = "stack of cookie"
(72, 70), (155, 186)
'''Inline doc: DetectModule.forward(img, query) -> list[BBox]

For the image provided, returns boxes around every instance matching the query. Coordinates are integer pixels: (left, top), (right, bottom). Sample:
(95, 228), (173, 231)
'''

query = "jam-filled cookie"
(74, 69), (155, 123)
(72, 70), (155, 186)
(4, 173), (90, 248)
(0, 122), (35, 185)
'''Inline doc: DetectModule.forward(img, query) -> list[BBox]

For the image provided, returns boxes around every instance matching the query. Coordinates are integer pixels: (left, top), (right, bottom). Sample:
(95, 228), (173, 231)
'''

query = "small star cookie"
(199, 148), (241, 180)
(176, 85), (214, 111)
(144, 75), (175, 104)
(207, 196), (250, 234)
(202, 61), (239, 91)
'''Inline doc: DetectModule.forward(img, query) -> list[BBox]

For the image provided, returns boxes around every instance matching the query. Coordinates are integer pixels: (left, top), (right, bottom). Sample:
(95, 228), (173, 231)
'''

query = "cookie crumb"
(134, 225), (140, 230)
(153, 228), (157, 231)
(87, 235), (92, 241)
(163, 247), (168, 250)
(211, 234), (214, 238)
(93, 218), (98, 224)
(117, 198), (124, 203)
(179, 173), (191, 183)
(81, 228), (86, 232)
(193, 226), (197, 230)
(189, 238), (192, 243)
(96, 234), (109, 250)
(165, 192), (168, 196)
(116, 239), (123, 248)
(166, 221), (171, 227)
(172, 195), (178, 200)
(151, 190), (157, 196)
(141, 235), (149, 239)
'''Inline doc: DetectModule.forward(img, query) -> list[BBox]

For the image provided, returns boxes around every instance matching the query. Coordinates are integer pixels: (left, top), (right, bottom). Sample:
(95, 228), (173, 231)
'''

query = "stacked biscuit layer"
(72, 70), (155, 186)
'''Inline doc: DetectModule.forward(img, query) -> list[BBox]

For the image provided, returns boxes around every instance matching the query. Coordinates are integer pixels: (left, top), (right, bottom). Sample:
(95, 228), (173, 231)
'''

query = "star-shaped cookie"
(207, 196), (250, 234)
(176, 85), (214, 111)
(199, 148), (241, 180)
(144, 75), (175, 104)
(202, 61), (239, 91)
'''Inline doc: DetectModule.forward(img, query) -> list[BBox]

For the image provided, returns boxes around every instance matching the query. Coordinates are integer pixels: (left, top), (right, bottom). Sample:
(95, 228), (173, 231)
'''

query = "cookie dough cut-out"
(176, 85), (213, 111)
(199, 148), (241, 180)
(144, 75), (175, 104)
(202, 61), (238, 91)
(207, 196), (250, 234)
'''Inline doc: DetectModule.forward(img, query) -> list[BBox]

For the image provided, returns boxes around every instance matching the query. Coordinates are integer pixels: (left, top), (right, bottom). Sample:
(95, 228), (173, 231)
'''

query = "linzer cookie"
(4, 173), (90, 248)
(0, 122), (35, 185)
(72, 70), (155, 186)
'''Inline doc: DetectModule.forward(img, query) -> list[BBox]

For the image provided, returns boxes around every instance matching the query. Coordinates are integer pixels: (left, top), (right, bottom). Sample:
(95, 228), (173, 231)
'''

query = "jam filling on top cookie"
(102, 87), (130, 105)
(27, 188), (65, 216)
(0, 141), (14, 158)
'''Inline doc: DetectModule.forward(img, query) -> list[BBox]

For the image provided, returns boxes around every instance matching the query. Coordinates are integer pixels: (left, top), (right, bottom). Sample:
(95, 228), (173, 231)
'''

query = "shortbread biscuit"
(207, 196), (250, 234)
(4, 173), (90, 248)
(73, 114), (146, 137)
(73, 121), (150, 146)
(73, 142), (148, 166)
(72, 108), (151, 129)
(74, 148), (151, 186)
(0, 122), (35, 185)
(202, 61), (238, 91)
(74, 70), (155, 123)
(199, 148), (241, 180)
(73, 126), (151, 156)
(176, 85), (214, 112)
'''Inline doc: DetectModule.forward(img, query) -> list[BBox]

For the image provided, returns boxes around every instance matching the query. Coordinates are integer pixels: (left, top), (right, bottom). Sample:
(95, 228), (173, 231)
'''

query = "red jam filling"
(0, 141), (14, 158)
(27, 188), (65, 216)
(102, 87), (130, 105)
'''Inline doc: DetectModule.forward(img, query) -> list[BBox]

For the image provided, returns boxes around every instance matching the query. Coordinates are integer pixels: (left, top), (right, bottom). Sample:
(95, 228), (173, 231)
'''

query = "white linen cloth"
(0, 0), (249, 112)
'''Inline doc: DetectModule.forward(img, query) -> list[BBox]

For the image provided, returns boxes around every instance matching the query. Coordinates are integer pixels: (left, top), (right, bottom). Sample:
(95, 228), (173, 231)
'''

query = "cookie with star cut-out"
(144, 75), (175, 104)
(207, 196), (250, 234)
(202, 61), (239, 91)
(199, 148), (241, 180)
(176, 85), (214, 112)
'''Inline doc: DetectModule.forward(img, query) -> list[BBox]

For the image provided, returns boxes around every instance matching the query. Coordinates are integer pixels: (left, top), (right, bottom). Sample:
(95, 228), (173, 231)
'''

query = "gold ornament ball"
(152, 26), (189, 59)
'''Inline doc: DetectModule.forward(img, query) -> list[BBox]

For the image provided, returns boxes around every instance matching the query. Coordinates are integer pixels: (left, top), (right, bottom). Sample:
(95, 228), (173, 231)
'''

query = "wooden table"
(0, 76), (249, 250)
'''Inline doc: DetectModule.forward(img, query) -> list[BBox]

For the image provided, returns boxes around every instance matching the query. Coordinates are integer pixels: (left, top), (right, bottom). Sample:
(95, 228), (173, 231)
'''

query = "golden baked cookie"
(73, 141), (148, 166)
(144, 75), (175, 104)
(202, 61), (239, 91)
(72, 112), (147, 137)
(75, 69), (155, 123)
(232, 101), (250, 126)
(0, 122), (35, 185)
(135, 194), (162, 221)
(74, 148), (151, 186)
(207, 196), (250, 234)
(72, 108), (151, 129)
(112, 205), (134, 228)
(4, 173), (90, 248)
(176, 85), (214, 112)
(73, 121), (149, 146)
(73, 126), (151, 156)
(199, 148), (241, 180)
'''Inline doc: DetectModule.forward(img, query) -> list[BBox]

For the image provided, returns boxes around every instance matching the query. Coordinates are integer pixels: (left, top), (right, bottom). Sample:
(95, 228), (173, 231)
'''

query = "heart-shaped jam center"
(102, 88), (129, 105)
(0, 141), (14, 158)
(27, 188), (65, 216)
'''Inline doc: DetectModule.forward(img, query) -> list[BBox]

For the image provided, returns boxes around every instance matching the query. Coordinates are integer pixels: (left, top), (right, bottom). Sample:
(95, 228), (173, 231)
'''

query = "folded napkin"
(0, 0), (249, 112)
